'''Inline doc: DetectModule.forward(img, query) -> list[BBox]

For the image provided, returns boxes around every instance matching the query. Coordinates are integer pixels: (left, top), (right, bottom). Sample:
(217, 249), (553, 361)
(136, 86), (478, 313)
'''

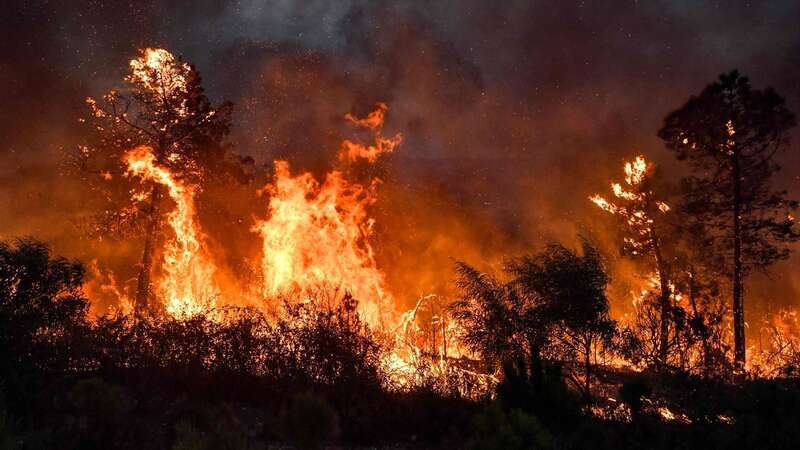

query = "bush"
(281, 392), (337, 449)
(172, 421), (209, 450)
(63, 378), (135, 449)
(619, 380), (651, 419)
(467, 402), (553, 450)
(496, 356), (580, 432)
(0, 392), (17, 450)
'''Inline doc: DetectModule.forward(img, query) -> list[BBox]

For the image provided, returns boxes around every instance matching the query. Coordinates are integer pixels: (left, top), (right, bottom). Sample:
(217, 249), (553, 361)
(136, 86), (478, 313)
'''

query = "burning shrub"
(616, 292), (733, 378)
(89, 291), (384, 396)
(749, 310), (800, 378)
(266, 295), (384, 390)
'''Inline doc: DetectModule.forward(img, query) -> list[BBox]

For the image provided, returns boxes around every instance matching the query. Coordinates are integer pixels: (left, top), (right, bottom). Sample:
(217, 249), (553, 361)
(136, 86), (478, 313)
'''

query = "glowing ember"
(124, 145), (219, 318)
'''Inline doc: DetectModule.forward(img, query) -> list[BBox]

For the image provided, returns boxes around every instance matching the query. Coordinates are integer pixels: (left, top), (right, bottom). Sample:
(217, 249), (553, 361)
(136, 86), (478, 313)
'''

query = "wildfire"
(83, 260), (133, 317)
(750, 309), (800, 376)
(254, 104), (400, 327)
(88, 49), (492, 393)
(124, 145), (219, 318)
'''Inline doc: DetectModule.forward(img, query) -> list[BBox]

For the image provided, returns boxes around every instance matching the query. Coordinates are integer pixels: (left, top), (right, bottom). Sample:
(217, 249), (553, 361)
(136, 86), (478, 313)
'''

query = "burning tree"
(77, 48), (234, 315)
(658, 71), (798, 370)
(590, 156), (675, 366)
(122, 145), (219, 318)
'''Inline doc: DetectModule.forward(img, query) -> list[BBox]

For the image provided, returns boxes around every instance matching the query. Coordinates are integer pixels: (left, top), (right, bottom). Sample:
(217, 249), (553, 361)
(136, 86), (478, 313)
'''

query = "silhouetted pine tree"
(658, 71), (798, 370)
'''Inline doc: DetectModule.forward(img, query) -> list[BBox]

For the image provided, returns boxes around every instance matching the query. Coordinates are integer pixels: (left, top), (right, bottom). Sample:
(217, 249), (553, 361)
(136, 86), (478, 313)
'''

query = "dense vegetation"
(1, 238), (799, 449)
(2, 49), (798, 448)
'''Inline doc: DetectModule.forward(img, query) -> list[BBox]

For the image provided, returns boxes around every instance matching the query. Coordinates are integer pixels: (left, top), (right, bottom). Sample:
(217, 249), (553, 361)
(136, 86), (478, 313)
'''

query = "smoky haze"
(2, 0), (800, 320)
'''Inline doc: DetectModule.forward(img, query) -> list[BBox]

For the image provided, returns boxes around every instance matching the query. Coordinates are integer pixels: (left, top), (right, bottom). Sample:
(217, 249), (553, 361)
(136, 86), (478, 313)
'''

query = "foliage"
(451, 239), (615, 393)
(281, 392), (337, 449)
(507, 240), (615, 393)
(172, 421), (209, 450)
(0, 390), (17, 450)
(0, 238), (90, 376)
(466, 402), (554, 450)
(79, 48), (235, 186)
(449, 262), (542, 366)
(619, 380), (651, 419)
(496, 355), (580, 431)
(659, 70), (798, 367)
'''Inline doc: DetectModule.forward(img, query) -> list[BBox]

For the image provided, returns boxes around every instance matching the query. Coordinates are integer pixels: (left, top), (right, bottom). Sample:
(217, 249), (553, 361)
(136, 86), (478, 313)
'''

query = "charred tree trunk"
(651, 230), (671, 367)
(687, 270), (711, 377)
(584, 336), (592, 395)
(134, 184), (161, 316)
(732, 153), (746, 370)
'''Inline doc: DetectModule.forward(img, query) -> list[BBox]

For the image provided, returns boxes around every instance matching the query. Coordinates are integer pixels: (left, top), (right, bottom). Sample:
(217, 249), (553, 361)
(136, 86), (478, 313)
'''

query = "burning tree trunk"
(134, 184), (162, 315)
(652, 236), (671, 365)
(124, 146), (220, 318)
(731, 151), (745, 369)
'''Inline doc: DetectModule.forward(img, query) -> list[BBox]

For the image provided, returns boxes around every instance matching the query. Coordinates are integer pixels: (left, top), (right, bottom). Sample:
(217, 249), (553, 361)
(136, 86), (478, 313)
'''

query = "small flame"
(338, 103), (403, 163)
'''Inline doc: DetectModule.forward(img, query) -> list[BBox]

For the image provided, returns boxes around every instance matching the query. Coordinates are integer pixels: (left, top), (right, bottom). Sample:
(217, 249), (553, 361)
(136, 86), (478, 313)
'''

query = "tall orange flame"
(124, 145), (219, 318)
(254, 104), (399, 327)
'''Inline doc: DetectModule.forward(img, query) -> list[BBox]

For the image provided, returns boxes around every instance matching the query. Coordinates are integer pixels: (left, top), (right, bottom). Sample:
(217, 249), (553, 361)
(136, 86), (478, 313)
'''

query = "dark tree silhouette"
(507, 240), (615, 394)
(451, 240), (614, 395)
(658, 70), (798, 369)
(76, 48), (234, 315)
(0, 238), (89, 375)
(449, 262), (546, 368)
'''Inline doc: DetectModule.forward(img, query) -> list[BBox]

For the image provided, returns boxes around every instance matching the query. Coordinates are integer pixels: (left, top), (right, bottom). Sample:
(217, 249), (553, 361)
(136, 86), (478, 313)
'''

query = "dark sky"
(2, 0), (800, 315)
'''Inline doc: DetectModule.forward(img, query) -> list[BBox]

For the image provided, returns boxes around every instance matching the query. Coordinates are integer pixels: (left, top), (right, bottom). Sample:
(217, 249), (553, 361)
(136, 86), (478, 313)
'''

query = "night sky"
(2, 1), (800, 316)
